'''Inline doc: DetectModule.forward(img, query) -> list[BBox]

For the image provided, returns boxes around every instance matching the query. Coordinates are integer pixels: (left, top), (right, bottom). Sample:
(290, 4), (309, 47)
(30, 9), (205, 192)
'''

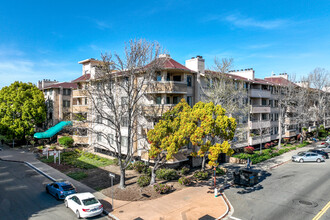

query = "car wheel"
(76, 210), (81, 219)
(317, 158), (321, 163)
(299, 159), (304, 163)
(65, 200), (68, 208)
(56, 194), (60, 200)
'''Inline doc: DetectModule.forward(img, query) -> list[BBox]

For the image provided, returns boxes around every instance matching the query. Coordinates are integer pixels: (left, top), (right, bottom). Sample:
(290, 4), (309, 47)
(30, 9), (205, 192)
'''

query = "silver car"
(292, 152), (325, 163)
(315, 144), (330, 153)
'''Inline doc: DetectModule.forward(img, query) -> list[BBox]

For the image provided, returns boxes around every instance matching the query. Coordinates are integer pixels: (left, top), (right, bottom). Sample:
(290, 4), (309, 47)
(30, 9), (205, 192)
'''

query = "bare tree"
(202, 58), (249, 148)
(84, 39), (164, 189)
(304, 68), (330, 136)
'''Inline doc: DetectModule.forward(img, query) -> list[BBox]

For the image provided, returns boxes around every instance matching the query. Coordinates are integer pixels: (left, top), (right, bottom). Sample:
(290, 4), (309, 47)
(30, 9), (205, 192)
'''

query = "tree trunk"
(201, 154), (206, 171)
(150, 166), (156, 185)
(119, 167), (126, 189)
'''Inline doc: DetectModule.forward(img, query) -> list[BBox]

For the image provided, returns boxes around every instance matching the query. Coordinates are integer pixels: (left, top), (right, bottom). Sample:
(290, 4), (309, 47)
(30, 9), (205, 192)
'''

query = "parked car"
(65, 192), (103, 219)
(315, 144), (330, 153)
(46, 181), (76, 200)
(292, 152), (325, 163)
(308, 149), (329, 159)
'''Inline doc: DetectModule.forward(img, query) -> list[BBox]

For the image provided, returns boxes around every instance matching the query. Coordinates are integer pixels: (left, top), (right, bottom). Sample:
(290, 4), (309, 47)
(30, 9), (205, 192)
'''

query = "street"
(0, 160), (108, 220)
(225, 159), (330, 220)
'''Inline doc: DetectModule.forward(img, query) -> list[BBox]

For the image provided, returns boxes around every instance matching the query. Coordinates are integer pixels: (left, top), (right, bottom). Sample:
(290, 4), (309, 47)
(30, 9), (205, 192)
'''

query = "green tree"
(0, 82), (46, 143)
(190, 102), (236, 170)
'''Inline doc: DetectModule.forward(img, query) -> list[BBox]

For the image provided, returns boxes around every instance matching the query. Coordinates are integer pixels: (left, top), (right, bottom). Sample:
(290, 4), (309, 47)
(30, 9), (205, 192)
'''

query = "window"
(156, 96), (161, 104)
(109, 134), (114, 144)
(97, 133), (102, 142)
(244, 83), (249, 90)
(49, 89), (53, 95)
(269, 100), (273, 107)
(270, 114), (274, 121)
(262, 99), (267, 106)
(121, 97), (128, 105)
(187, 96), (192, 107)
(166, 96), (170, 104)
(63, 100), (70, 107)
(166, 73), (170, 81)
(121, 116), (129, 127)
(63, 89), (71, 95)
(85, 98), (88, 105)
(121, 136), (128, 147)
(156, 73), (162, 81)
(173, 75), (181, 82)
(274, 100), (278, 107)
(262, 113), (268, 120)
(63, 112), (70, 120)
(187, 75), (192, 87)
(173, 96), (179, 104)
(97, 82), (101, 90)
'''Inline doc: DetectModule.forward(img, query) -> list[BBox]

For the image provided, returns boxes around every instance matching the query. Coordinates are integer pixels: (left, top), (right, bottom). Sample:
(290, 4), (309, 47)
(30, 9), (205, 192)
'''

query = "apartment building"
(38, 79), (77, 128)
(69, 54), (325, 165)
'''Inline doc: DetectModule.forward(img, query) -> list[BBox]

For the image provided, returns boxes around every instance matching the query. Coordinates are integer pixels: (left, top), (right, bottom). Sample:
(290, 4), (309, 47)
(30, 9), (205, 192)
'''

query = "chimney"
(185, 55), (205, 74)
(158, 54), (171, 58)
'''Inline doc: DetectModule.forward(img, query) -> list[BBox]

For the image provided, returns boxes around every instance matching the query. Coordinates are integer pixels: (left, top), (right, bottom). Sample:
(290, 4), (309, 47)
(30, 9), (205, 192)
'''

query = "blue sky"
(0, 0), (329, 88)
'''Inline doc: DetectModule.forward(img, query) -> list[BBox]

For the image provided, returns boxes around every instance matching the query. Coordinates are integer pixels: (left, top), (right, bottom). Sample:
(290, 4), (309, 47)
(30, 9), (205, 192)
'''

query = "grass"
(67, 171), (88, 180)
(39, 150), (115, 169)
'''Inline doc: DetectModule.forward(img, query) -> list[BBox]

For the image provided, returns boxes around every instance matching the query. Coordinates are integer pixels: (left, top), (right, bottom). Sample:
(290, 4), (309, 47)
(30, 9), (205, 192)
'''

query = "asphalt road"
(0, 160), (109, 220)
(225, 159), (330, 220)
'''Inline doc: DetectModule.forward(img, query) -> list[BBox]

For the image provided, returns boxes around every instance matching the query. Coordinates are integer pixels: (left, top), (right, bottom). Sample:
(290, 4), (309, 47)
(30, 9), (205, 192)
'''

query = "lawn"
(39, 149), (114, 169)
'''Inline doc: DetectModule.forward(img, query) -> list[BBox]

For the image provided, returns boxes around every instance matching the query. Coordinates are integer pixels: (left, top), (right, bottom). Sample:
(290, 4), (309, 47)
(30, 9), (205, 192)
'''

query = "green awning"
(34, 121), (72, 139)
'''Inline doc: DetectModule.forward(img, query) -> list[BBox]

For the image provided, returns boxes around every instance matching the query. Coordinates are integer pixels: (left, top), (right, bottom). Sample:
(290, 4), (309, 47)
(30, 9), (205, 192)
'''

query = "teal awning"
(34, 121), (72, 139)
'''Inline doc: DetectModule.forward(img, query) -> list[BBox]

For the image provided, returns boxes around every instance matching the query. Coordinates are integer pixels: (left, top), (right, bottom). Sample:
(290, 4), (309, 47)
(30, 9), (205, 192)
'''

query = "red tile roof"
(72, 74), (91, 82)
(264, 77), (297, 86)
(160, 57), (194, 72)
(205, 70), (249, 81)
(44, 82), (77, 89)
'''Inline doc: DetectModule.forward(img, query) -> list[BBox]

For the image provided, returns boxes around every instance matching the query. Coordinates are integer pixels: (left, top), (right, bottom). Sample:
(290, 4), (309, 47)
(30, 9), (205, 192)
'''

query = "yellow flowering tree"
(147, 99), (195, 185)
(190, 102), (236, 170)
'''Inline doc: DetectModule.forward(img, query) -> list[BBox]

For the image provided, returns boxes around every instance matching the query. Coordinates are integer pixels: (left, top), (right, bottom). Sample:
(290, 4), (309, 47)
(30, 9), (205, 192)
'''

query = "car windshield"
(297, 152), (306, 156)
(82, 198), (98, 206)
(62, 184), (74, 191)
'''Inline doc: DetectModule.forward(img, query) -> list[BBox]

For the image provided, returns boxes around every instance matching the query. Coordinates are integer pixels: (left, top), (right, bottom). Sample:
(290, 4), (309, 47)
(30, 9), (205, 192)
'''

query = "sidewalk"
(0, 145), (229, 220)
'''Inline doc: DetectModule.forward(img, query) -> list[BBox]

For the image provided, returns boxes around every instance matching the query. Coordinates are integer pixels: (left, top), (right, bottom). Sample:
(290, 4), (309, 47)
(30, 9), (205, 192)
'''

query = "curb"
(0, 156), (114, 217)
(269, 160), (291, 170)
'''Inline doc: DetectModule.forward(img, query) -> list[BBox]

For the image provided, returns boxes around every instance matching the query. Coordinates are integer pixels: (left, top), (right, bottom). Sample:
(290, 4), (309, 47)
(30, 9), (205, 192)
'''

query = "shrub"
(283, 137), (290, 143)
(270, 142), (275, 147)
(264, 143), (271, 149)
(290, 146), (297, 150)
(180, 166), (190, 175)
(37, 146), (44, 150)
(156, 168), (178, 180)
(153, 183), (171, 194)
(142, 167), (152, 176)
(216, 167), (226, 176)
(262, 149), (272, 155)
(244, 146), (255, 154)
(132, 161), (147, 173)
(193, 171), (209, 180)
(58, 136), (74, 148)
(178, 176), (192, 186)
(137, 175), (151, 187)
(278, 149), (286, 154)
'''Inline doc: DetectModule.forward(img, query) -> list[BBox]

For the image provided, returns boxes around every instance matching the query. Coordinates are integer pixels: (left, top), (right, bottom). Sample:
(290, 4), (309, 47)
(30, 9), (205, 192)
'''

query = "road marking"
(313, 201), (330, 220)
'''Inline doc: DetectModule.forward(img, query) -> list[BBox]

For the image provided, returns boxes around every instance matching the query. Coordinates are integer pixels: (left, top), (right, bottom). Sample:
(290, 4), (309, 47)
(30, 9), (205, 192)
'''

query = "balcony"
(146, 81), (187, 94)
(143, 104), (175, 117)
(73, 89), (88, 97)
(250, 89), (271, 98)
(249, 135), (271, 145)
(285, 130), (298, 137)
(72, 105), (89, 113)
(249, 120), (271, 129)
(250, 106), (271, 113)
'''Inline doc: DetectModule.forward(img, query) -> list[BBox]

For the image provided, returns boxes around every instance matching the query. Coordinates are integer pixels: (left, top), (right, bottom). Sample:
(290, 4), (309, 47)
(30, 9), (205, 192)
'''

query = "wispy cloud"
(204, 13), (289, 30)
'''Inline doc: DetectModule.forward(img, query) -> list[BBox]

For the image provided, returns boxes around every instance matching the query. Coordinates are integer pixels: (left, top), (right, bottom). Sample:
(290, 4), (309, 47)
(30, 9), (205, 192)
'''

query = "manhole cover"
(299, 200), (313, 206)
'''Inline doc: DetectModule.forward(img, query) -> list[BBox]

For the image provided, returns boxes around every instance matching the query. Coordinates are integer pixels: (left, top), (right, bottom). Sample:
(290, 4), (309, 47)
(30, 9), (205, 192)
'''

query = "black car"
(309, 149), (329, 159)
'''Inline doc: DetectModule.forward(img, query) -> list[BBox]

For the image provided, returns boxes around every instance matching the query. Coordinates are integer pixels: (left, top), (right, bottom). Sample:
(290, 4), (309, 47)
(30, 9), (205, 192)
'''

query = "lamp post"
(12, 111), (15, 148)
(109, 172), (115, 210)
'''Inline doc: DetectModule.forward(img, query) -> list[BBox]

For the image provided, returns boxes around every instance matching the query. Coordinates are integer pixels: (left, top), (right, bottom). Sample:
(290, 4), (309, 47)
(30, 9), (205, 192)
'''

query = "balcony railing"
(146, 81), (187, 94)
(249, 134), (271, 145)
(250, 106), (271, 113)
(143, 104), (175, 116)
(250, 89), (271, 98)
(73, 90), (88, 97)
(249, 120), (271, 129)
(285, 130), (298, 137)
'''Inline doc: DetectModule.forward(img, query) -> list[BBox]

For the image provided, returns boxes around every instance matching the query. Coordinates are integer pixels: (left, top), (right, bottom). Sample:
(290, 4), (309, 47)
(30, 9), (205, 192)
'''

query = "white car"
(64, 192), (103, 219)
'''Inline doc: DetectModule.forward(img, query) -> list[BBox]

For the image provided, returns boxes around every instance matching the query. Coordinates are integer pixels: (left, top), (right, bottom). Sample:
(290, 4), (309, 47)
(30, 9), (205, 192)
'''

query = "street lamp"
(109, 172), (115, 210)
